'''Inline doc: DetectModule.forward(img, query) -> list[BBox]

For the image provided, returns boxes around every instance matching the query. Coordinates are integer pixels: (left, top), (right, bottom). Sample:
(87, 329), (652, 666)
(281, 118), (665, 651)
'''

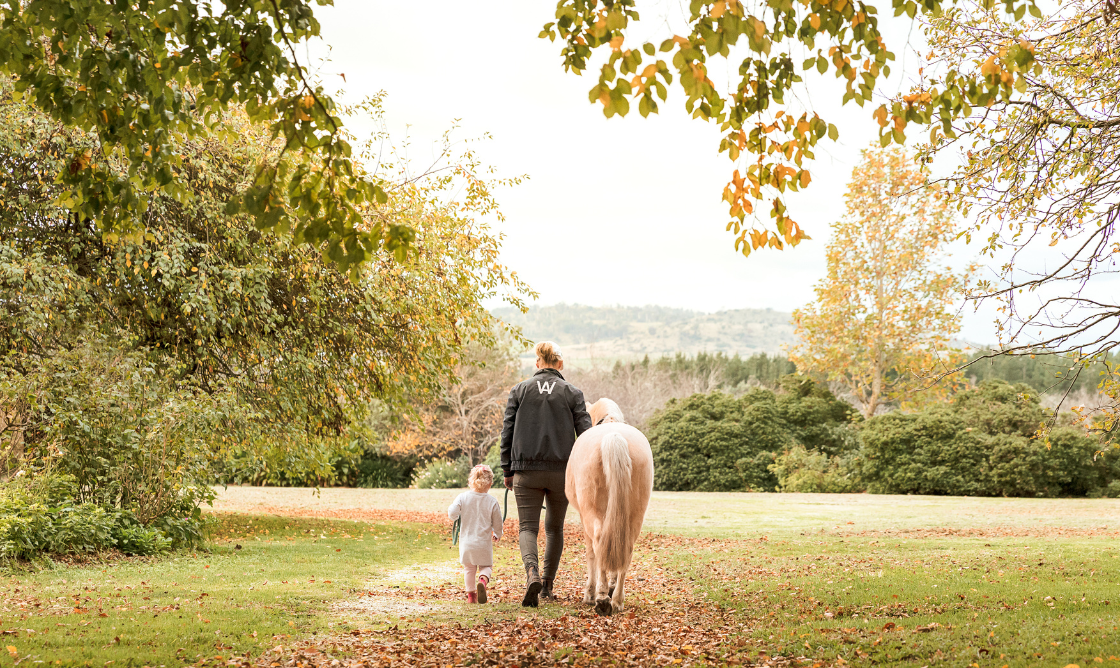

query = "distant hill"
(491, 304), (795, 362)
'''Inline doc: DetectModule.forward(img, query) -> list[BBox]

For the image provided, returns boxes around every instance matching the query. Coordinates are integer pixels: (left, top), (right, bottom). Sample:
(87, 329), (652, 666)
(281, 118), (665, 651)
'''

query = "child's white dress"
(448, 490), (504, 589)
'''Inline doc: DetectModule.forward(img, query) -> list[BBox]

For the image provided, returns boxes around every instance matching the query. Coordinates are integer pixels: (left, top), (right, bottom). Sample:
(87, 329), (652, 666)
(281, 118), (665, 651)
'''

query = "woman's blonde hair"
(468, 464), (495, 491)
(535, 341), (563, 367)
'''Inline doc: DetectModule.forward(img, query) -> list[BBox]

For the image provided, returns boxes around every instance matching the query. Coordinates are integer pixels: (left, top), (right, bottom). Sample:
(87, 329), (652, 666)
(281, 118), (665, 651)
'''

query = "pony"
(565, 397), (654, 616)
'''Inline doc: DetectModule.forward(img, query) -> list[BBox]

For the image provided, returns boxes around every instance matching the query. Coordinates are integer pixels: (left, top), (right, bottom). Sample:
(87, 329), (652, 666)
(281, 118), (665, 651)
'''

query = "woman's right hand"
(504, 475), (514, 490)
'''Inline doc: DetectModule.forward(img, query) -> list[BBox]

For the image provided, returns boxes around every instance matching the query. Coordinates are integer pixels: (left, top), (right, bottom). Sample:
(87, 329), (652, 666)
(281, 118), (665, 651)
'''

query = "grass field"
(2, 489), (1118, 667)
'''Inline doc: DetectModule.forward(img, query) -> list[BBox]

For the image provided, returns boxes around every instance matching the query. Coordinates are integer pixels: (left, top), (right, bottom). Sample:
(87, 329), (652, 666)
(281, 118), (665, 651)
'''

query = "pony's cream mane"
(587, 398), (626, 426)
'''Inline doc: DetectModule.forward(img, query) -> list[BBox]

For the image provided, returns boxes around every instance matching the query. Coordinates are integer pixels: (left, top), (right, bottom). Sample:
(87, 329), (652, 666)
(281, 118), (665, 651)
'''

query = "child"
(448, 464), (504, 603)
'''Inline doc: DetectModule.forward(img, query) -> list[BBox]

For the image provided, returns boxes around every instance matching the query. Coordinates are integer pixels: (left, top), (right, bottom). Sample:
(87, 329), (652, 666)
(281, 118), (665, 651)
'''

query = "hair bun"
(534, 341), (563, 366)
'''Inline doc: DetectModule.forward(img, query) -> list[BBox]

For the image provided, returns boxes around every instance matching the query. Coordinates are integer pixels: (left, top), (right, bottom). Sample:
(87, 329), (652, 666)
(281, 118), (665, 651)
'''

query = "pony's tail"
(599, 431), (633, 572)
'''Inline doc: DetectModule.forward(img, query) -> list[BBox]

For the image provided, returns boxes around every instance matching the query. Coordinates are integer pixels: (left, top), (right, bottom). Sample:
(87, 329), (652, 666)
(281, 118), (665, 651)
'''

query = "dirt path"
(210, 528), (778, 668)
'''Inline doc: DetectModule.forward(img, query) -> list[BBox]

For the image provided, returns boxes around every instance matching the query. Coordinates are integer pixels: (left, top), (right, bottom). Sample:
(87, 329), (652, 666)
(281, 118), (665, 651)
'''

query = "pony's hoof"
(594, 598), (613, 616)
(583, 597), (595, 606)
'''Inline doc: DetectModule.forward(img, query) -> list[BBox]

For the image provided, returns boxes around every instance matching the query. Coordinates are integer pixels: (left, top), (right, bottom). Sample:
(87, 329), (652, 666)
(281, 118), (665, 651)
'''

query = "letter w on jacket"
(501, 368), (593, 474)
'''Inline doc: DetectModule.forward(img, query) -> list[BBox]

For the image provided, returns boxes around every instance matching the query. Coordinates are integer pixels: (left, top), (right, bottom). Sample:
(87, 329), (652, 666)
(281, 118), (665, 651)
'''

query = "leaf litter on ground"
(201, 511), (805, 668)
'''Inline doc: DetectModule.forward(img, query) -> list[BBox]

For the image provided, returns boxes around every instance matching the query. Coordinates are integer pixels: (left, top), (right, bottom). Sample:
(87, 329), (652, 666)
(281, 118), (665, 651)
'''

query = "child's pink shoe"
(477, 575), (489, 604)
(467, 591), (478, 604)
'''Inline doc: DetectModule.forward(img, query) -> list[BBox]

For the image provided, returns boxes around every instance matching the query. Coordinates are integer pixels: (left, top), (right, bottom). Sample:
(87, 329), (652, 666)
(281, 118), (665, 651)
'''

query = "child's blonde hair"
(468, 464), (495, 492)
(535, 341), (563, 367)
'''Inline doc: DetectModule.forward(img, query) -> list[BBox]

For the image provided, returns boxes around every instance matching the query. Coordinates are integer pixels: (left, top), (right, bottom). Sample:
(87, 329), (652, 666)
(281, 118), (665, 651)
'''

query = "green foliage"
(647, 377), (855, 492)
(0, 474), (184, 561)
(0, 81), (523, 440)
(768, 445), (861, 493)
(18, 336), (217, 521)
(774, 375), (860, 456)
(219, 437), (415, 489)
(411, 457), (471, 490)
(0, 77), (527, 555)
(861, 380), (1120, 497)
(341, 452), (415, 489)
(0, 0), (408, 270)
(482, 441), (502, 471)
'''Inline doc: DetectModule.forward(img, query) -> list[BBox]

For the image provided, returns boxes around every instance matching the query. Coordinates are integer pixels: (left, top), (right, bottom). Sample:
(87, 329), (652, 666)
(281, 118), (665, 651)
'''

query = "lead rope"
(452, 487), (510, 547)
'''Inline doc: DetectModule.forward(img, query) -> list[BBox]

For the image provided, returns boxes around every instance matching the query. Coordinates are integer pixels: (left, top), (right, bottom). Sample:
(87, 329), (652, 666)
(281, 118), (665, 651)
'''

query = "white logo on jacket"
(536, 380), (557, 394)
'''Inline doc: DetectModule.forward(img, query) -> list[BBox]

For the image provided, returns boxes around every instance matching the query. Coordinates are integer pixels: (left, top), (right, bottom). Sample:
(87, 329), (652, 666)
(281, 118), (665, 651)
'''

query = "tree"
(912, 0), (1120, 443)
(0, 0), (419, 271)
(0, 79), (532, 485)
(387, 339), (521, 466)
(790, 147), (966, 418)
(541, 0), (1041, 257)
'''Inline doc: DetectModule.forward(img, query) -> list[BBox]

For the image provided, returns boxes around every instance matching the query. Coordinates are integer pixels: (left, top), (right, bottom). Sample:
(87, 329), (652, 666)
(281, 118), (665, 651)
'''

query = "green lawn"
(2, 491), (1119, 667)
(0, 515), (451, 667)
(679, 536), (1120, 667)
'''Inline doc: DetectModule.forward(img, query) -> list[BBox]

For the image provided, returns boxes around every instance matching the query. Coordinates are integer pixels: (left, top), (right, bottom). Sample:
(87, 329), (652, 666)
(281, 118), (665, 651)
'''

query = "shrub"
(646, 377), (858, 492)
(770, 446), (862, 493)
(861, 380), (1120, 497)
(412, 456), (471, 489)
(345, 452), (416, 488)
(861, 409), (992, 495)
(0, 474), (182, 561)
(483, 441), (501, 471)
(648, 391), (783, 492)
(775, 376), (862, 456)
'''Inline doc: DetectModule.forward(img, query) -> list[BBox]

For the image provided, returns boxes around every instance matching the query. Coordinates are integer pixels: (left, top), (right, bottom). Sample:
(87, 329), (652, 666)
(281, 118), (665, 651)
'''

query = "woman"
(500, 341), (592, 607)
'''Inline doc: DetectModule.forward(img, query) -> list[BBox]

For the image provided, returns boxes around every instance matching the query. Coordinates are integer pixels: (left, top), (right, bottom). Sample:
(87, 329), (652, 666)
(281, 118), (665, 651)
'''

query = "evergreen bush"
(647, 377), (858, 492)
(861, 380), (1120, 497)
(411, 456), (471, 489)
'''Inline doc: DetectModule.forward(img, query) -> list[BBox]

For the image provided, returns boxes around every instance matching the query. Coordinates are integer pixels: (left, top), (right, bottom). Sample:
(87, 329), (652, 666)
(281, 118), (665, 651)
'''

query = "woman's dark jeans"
(512, 470), (568, 582)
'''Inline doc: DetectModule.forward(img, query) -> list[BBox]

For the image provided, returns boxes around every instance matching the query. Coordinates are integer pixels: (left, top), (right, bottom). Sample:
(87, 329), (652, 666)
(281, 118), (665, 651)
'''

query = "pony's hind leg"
(593, 560), (613, 616)
(610, 554), (633, 613)
(583, 540), (597, 606)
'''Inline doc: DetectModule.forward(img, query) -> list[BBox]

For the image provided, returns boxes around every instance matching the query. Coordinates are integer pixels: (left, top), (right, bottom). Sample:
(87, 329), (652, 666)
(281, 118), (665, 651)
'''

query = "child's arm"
(448, 494), (463, 522)
(490, 499), (504, 542)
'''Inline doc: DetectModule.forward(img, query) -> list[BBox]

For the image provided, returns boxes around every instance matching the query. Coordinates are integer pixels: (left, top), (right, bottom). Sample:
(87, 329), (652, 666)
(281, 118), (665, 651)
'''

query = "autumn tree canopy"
(542, 0), (1041, 258)
(914, 0), (1120, 442)
(790, 147), (966, 418)
(0, 79), (531, 478)
(0, 0), (416, 272)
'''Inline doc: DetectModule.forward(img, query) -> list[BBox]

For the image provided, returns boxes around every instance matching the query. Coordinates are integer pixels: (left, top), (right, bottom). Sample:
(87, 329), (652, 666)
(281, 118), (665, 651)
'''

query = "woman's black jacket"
(500, 368), (593, 475)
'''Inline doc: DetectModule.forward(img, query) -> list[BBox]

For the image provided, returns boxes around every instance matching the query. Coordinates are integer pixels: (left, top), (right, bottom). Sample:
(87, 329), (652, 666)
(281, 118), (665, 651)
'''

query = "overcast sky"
(305, 1), (1008, 343)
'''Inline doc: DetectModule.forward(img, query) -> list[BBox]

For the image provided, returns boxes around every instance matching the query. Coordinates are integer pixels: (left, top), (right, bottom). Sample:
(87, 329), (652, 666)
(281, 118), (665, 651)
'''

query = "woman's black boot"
(540, 578), (556, 601)
(522, 566), (542, 607)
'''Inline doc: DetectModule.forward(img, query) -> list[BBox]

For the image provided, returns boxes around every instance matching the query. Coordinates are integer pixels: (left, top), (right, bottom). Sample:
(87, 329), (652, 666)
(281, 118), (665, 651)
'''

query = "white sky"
(307, 1), (1007, 343)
